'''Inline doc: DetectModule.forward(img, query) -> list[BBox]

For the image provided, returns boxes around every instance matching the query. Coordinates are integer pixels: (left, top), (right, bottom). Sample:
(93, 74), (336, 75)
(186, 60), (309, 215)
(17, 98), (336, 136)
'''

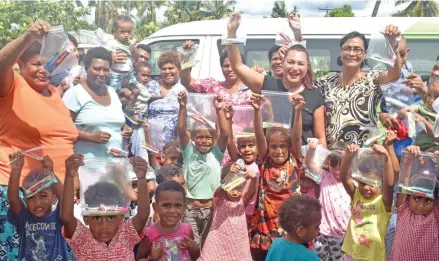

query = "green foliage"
(0, 0), (93, 45)
(326, 4), (355, 17)
(393, 1), (438, 17)
(271, 0), (288, 18)
(135, 21), (160, 41)
(200, 0), (237, 20)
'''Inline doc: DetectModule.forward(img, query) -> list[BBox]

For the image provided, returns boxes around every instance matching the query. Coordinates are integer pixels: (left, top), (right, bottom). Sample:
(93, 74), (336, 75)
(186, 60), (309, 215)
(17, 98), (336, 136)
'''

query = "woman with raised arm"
(226, 13), (327, 148)
(0, 20), (78, 259)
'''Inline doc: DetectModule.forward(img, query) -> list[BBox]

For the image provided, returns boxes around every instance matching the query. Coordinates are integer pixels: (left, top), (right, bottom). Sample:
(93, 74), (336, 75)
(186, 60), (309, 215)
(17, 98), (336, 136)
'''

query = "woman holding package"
(226, 13), (327, 147)
(0, 20), (78, 259)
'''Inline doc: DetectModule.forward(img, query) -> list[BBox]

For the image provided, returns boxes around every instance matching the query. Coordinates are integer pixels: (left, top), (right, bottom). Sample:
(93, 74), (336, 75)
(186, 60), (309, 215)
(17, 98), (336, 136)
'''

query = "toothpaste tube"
(25, 173), (58, 198)
(407, 111), (416, 138)
(143, 144), (159, 154)
(181, 60), (199, 70)
(107, 148), (128, 157)
(262, 122), (289, 129)
(44, 39), (74, 74)
(222, 38), (246, 45)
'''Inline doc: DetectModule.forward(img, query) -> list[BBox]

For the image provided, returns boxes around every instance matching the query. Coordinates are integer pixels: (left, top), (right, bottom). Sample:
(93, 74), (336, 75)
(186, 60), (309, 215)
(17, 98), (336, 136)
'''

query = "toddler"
(61, 154), (150, 260)
(200, 162), (257, 261)
(136, 180), (200, 261)
(7, 153), (69, 261)
(340, 144), (395, 261)
(388, 145), (439, 261)
(177, 91), (229, 244)
(266, 195), (321, 261)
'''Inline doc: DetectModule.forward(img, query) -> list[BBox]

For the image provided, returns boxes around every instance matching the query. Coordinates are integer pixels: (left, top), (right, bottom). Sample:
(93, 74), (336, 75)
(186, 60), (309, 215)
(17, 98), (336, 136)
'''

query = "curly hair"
(84, 181), (124, 208)
(162, 140), (180, 152)
(83, 47), (112, 70)
(157, 50), (181, 70)
(279, 195), (321, 234)
(154, 180), (186, 202)
(134, 61), (151, 73)
(266, 128), (292, 151)
(111, 15), (133, 34)
(156, 166), (184, 185)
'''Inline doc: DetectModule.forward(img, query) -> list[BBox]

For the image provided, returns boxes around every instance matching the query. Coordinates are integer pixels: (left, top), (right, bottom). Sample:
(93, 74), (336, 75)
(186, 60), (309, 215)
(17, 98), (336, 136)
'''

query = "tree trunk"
(372, 0), (381, 17)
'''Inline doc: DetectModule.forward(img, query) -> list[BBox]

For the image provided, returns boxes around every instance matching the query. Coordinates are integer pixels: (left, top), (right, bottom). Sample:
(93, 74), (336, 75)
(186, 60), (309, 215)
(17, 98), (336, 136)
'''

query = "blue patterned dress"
(0, 185), (20, 261)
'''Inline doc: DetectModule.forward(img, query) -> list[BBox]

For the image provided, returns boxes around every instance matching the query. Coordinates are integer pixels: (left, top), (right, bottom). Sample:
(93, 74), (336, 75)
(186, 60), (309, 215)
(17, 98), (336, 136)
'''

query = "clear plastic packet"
(79, 158), (133, 216)
(107, 147), (129, 157)
(7, 146), (45, 165)
(65, 65), (86, 87)
(79, 28), (116, 52)
(351, 148), (385, 188)
(156, 237), (191, 261)
(221, 14), (247, 45)
(261, 91), (293, 129)
(177, 44), (199, 70)
(367, 32), (399, 67)
(23, 168), (58, 198)
(303, 145), (331, 184)
(362, 127), (387, 148)
(232, 105), (255, 138)
(40, 25), (78, 75)
(186, 93), (217, 130)
(398, 151), (438, 199)
(221, 159), (247, 192)
(434, 116), (439, 138)
(144, 118), (167, 153)
(407, 110), (417, 139)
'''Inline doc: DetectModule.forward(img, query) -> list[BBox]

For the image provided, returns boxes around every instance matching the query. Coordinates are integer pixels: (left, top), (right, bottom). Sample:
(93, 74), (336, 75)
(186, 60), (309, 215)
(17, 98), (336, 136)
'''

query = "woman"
(147, 50), (187, 145)
(226, 13), (327, 147)
(0, 20), (78, 259)
(316, 27), (402, 147)
(180, 41), (251, 106)
(63, 47), (126, 158)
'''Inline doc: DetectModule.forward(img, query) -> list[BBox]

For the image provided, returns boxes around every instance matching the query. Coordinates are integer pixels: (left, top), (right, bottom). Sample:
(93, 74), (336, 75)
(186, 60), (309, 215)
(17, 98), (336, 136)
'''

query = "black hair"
(266, 128), (292, 151)
(163, 140), (180, 152)
(134, 61), (151, 74)
(321, 141), (347, 170)
(337, 31), (369, 67)
(154, 180), (186, 202)
(279, 195), (321, 234)
(66, 33), (79, 48)
(221, 163), (233, 181)
(220, 50), (245, 66)
(84, 181), (124, 208)
(268, 45), (281, 61)
(156, 166), (184, 185)
(22, 168), (53, 192)
(157, 50), (181, 70)
(137, 44), (152, 55)
(83, 47), (112, 70)
(111, 15), (133, 33)
(19, 41), (42, 62)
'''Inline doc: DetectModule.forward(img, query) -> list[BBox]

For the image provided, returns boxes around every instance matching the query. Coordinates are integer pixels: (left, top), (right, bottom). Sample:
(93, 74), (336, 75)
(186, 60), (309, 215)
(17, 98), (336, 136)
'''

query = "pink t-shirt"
(243, 162), (260, 216)
(63, 218), (142, 261)
(319, 171), (351, 239)
(144, 222), (191, 260)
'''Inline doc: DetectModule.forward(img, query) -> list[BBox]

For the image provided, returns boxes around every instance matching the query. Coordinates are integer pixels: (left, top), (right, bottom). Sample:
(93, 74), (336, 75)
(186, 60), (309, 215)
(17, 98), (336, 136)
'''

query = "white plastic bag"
(186, 93), (217, 130)
(79, 158), (133, 216)
(261, 91), (293, 129)
(398, 151), (438, 199)
(40, 25), (78, 75)
(221, 14), (247, 45)
(367, 32), (399, 67)
(232, 105), (255, 138)
(351, 148), (385, 188)
(177, 44), (199, 70)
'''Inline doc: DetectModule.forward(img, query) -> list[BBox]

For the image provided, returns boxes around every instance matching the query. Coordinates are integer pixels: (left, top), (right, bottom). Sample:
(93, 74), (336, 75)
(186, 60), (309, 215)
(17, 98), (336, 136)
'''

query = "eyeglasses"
(341, 46), (364, 55)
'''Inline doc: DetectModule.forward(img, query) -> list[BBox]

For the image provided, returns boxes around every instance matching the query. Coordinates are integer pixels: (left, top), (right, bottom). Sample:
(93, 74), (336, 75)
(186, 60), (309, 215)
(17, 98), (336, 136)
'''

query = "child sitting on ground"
(7, 153), (69, 261)
(266, 195), (321, 261)
(61, 154), (150, 260)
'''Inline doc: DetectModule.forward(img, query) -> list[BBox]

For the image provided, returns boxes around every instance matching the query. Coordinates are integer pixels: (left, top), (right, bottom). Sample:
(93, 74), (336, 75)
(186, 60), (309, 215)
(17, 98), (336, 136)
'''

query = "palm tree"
(199, 0), (237, 20)
(371, 0), (381, 17)
(88, 0), (120, 32)
(393, 0), (439, 17)
(163, 0), (203, 26)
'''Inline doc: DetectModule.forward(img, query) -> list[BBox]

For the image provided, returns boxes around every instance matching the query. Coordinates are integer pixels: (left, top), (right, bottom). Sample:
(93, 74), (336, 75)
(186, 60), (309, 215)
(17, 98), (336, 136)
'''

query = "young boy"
(177, 91), (229, 244)
(156, 166), (186, 188)
(161, 140), (183, 168)
(61, 154), (150, 260)
(266, 195), (321, 261)
(7, 153), (69, 261)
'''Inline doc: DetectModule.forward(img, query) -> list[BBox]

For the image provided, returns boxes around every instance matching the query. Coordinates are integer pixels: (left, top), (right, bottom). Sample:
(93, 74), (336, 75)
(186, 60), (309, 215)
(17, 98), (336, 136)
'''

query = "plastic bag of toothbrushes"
(222, 13), (247, 45)
(40, 25), (78, 76)
(367, 31), (400, 67)
(186, 93), (217, 131)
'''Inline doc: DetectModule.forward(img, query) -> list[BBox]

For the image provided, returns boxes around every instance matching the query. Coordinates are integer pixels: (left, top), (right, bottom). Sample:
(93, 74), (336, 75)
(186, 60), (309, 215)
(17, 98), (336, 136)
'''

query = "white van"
(139, 17), (439, 82)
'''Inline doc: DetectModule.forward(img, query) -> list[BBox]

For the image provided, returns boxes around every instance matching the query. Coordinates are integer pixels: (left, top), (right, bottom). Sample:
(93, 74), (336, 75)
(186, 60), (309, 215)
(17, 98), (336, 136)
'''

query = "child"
(265, 195), (321, 261)
(303, 140), (351, 261)
(388, 145), (439, 261)
(226, 106), (260, 224)
(177, 91), (229, 244)
(340, 144), (395, 261)
(61, 154), (150, 260)
(248, 93), (303, 261)
(161, 140), (184, 168)
(136, 180), (200, 261)
(199, 162), (257, 261)
(7, 153), (69, 261)
(107, 15), (138, 91)
(156, 166), (186, 188)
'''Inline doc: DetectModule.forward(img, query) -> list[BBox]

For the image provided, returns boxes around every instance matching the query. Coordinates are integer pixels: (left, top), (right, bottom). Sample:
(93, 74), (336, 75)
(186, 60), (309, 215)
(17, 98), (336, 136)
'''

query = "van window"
(406, 39), (439, 78)
(148, 39), (200, 76)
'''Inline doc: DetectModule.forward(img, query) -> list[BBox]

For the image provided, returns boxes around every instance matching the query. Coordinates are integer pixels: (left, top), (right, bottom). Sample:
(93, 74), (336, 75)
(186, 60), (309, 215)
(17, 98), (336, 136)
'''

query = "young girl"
(200, 162), (257, 261)
(340, 143), (395, 261)
(136, 180), (200, 261)
(303, 140), (351, 261)
(177, 91), (229, 244)
(248, 93), (303, 261)
(388, 145), (439, 261)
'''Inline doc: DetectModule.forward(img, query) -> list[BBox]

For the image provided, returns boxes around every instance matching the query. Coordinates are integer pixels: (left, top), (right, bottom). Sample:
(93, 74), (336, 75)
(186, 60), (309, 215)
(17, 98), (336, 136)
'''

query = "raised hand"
(250, 93), (263, 110)
(406, 145), (421, 157)
(178, 91), (187, 107)
(372, 144), (390, 158)
(41, 155), (54, 171)
(224, 104), (234, 120)
(214, 94), (225, 110)
(9, 152), (24, 172)
(65, 154), (84, 178)
(227, 12), (241, 38)
(130, 156), (148, 180)
(183, 40), (194, 49)
(383, 24), (401, 52)
(307, 138), (319, 149)
(345, 143), (359, 156)
(289, 94), (305, 110)
(27, 19), (51, 42)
